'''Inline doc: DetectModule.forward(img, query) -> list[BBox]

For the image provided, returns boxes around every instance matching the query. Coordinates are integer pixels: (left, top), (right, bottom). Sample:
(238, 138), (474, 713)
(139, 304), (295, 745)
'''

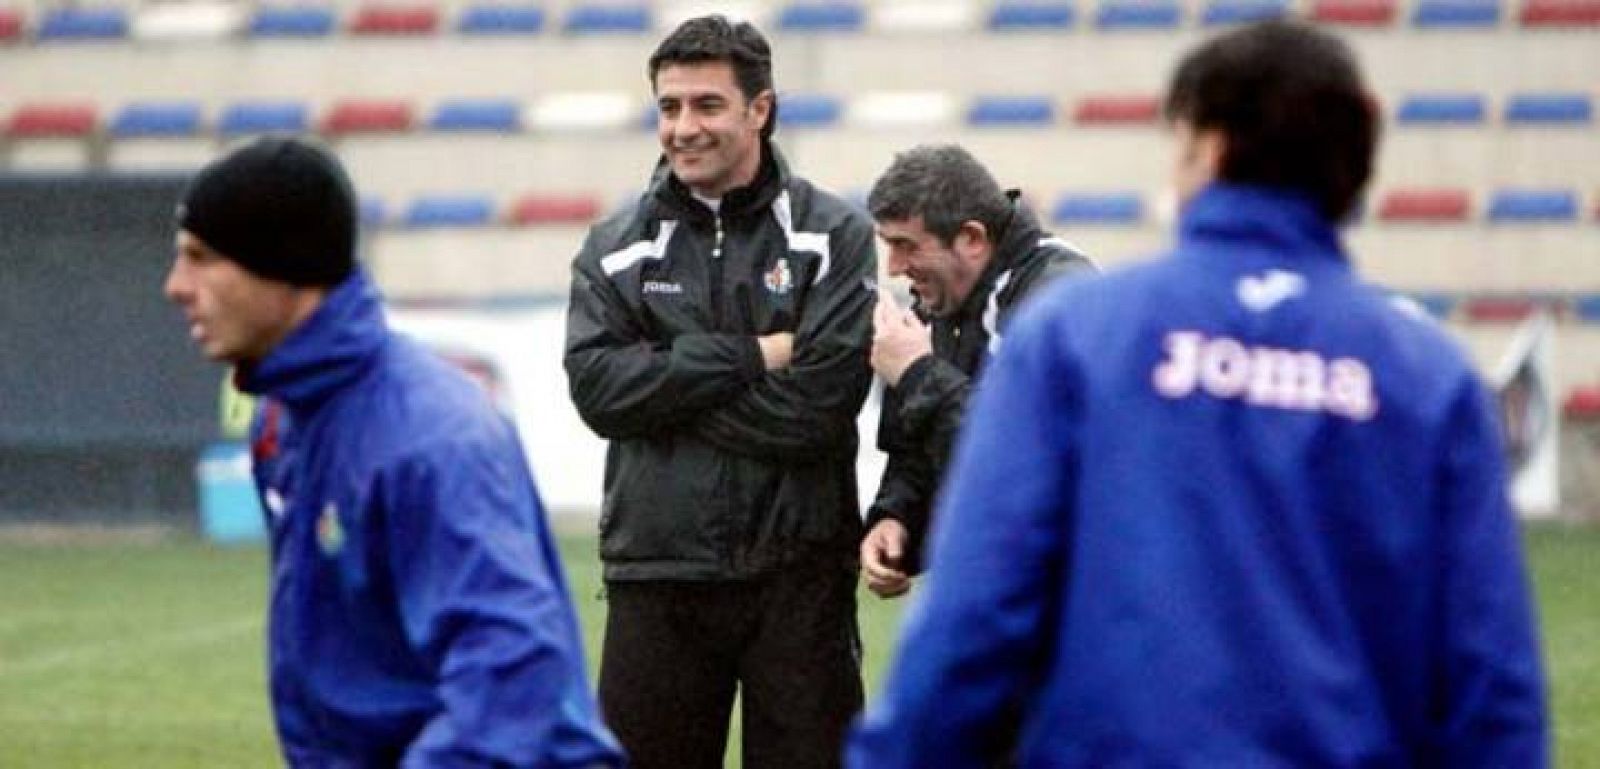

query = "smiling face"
(163, 230), (314, 364)
(654, 60), (772, 199)
(877, 215), (990, 318)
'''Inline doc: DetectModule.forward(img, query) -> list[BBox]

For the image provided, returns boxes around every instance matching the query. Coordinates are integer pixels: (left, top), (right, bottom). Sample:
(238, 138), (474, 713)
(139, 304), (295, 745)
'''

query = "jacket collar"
(236, 270), (388, 415)
(1178, 183), (1348, 266)
(649, 140), (790, 223)
(943, 192), (1040, 322)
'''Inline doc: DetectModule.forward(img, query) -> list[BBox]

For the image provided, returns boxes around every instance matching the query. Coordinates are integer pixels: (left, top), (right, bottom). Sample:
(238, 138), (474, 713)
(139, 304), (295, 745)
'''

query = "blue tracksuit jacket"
(848, 184), (1548, 768)
(242, 272), (623, 768)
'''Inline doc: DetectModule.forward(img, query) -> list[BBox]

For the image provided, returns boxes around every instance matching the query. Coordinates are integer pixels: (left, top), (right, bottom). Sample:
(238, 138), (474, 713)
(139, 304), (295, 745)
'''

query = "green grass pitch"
(0, 524), (1594, 767)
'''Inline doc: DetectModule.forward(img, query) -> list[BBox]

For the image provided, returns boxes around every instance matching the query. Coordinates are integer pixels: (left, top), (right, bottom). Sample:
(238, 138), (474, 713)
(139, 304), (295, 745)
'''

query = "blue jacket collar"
(1178, 183), (1348, 266)
(238, 270), (388, 414)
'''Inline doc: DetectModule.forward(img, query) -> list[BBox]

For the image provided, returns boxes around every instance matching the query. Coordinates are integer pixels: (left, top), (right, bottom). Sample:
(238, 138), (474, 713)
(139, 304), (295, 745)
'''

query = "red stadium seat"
(1378, 189), (1471, 222)
(508, 194), (602, 225)
(1565, 386), (1600, 420)
(0, 8), (23, 41)
(322, 100), (414, 135)
(1310, 0), (1397, 24)
(1073, 95), (1160, 126)
(1462, 296), (1540, 323)
(1520, 0), (1600, 25)
(350, 4), (440, 34)
(6, 104), (98, 138)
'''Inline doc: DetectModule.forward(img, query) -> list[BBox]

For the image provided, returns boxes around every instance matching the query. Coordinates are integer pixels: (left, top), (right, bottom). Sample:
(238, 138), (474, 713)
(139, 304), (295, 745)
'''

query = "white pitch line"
(0, 615), (261, 678)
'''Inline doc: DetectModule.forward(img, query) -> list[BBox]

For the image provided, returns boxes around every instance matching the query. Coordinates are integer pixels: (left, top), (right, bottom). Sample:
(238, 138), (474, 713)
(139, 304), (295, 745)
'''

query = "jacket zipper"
(710, 214), (725, 329)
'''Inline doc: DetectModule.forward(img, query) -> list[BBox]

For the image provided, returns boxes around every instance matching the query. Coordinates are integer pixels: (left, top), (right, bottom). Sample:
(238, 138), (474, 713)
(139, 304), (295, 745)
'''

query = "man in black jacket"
(861, 145), (1095, 598)
(563, 15), (876, 769)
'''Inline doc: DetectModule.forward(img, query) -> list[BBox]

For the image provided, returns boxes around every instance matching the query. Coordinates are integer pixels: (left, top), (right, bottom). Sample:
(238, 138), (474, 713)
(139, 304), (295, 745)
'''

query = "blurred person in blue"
(860, 144), (1094, 598)
(564, 14), (876, 769)
(848, 21), (1548, 768)
(164, 136), (624, 768)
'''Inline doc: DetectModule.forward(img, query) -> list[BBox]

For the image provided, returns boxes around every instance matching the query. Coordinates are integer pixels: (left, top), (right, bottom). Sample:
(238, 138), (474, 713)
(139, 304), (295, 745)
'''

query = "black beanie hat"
(177, 137), (357, 287)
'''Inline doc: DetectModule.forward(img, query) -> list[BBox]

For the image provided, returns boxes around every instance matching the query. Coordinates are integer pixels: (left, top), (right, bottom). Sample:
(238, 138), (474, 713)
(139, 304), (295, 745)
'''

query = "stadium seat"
(1574, 295), (1600, 323)
(1395, 93), (1488, 125)
(361, 197), (389, 228)
(110, 102), (204, 138)
(404, 194), (497, 228)
(988, 1), (1076, 29)
(508, 193), (602, 225)
(0, 8), (21, 41)
(132, 2), (246, 40)
(1401, 291), (1459, 319)
(1309, 0), (1397, 25)
(37, 8), (129, 40)
(777, 94), (844, 128)
(428, 100), (523, 132)
(1378, 189), (1472, 221)
(218, 101), (311, 136)
(6, 104), (98, 138)
(1504, 93), (1593, 125)
(323, 100), (415, 135)
(1095, 0), (1183, 28)
(1488, 190), (1579, 222)
(967, 96), (1055, 126)
(1564, 385), (1600, 420)
(250, 6), (337, 37)
(526, 92), (637, 131)
(870, 1), (979, 32)
(1073, 95), (1160, 125)
(778, 1), (866, 31)
(562, 4), (651, 33)
(1410, 0), (1501, 27)
(1202, 0), (1290, 26)
(457, 4), (546, 34)
(1520, 0), (1600, 25)
(350, 4), (440, 35)
(1052, 192), (1145, 225)
(847, 91), (957, 129)
(1462, 295), (1540, 322)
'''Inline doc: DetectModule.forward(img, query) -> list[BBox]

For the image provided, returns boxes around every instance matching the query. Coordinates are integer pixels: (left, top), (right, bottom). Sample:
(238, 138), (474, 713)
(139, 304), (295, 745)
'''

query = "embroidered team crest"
(316, 503), (345, 556)
(764, 258), (793, 295)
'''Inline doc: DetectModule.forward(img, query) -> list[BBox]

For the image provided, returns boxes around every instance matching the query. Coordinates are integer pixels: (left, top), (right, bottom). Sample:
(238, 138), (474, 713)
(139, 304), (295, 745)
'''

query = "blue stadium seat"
(218, 102), (310, 136)
(405, 195), (497, 228)
(967, 96), (1055, 126)
(429, 100), (522, 132)
(1052, 192), (1145, 225)
(1202, 0), (1289, 25)
(1575, 296), (1600, 323)
(37, 8), (129, 40)
(1401, 291), (1459, 319)
(778, 94), (843, 128)
(1096, 0), (1182, 28)
(989, 2), (1077, 29)
(1396, 94), (1487, 125)
(1487, 190), (1578, 222)
(457, 4), (545, 34)
(110, 103), (204, 137)
(1411, 0), (1501, 27)
(250, 6), (337, 37)
(1504, 93), (1592, 125)
(562, 4), (650, 33)
(778, 2), (866, 32)
(360, 197), (389, 228)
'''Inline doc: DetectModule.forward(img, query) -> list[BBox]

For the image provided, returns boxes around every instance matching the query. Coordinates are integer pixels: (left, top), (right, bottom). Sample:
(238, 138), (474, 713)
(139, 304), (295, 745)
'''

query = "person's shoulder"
(782, 175), (872, 235)
(575, 194), (654, 266)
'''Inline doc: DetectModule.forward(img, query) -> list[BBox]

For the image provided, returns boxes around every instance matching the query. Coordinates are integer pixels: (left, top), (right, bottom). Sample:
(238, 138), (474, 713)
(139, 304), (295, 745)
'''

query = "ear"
(1193, 128), (1227, 179)
(748, 89), (774, 133)
(953, 220), (991, 265)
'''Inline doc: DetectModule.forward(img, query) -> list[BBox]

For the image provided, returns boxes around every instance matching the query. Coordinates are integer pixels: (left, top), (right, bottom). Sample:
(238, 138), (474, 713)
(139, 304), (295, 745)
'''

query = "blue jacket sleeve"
(847, 304), (1079, 768)
(1433, 379), (1549, 766)
(379, 435), (625, 769)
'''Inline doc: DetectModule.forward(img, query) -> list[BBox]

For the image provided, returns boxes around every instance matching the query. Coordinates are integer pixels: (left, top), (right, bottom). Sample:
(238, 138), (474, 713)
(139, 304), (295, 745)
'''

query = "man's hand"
(872, 291), (932, 387)
(758, 332), (794, 371)
(861, 518), (912, 599)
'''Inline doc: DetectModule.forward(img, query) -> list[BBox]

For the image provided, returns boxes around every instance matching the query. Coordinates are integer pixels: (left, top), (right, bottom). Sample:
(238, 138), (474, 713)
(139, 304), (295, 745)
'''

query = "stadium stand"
(562, 3), (652, 33)
(0, 8), (21, 42)
(217, 102), (310, 136)
(109, 102), (204, 138)
(1410, 0), (1501, 27)
(988, 1), (1077, 29)
(6, 102), (96, 137)
(456, 4), (547, 34)
(1377, 188), (1473, 221)
(1520, 0), (1600, 25)
(1202, 0), (1292, 25)
(1095, 0), (1184, 28)
(37, 7), (128, 41)
(1395, 93), (1487, 125)
(967, 95), (1055, 126)
(249, 5), (337, 37)
(323, 99), (416, 135)
(404, 193), (497, 228)
(349, 4), (441, 35)
(429, 100), (524, 132)
(778, 1), (866, 32)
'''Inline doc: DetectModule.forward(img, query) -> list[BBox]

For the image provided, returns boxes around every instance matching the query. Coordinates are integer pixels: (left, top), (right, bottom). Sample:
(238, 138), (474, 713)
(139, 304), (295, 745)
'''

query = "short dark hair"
(649, 15), (777, 140)
(1164, 21), (1377, 221)
(867, 145), (1013, 245)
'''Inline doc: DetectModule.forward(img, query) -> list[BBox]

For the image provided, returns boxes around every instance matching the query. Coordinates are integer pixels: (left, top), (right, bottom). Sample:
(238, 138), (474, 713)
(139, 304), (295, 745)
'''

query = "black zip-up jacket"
(866, 195), (1095, 574)
(565, 145), (877, 581)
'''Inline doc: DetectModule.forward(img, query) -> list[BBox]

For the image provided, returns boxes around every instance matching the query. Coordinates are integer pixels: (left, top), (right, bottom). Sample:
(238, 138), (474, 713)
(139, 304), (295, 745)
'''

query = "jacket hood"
(649, 140), (791, 222)
(236, 270), (387, 414)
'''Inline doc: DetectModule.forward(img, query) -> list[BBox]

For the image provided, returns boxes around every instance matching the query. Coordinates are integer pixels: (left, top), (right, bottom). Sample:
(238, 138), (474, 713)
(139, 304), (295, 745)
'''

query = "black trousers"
(598, 561), (863, 769)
